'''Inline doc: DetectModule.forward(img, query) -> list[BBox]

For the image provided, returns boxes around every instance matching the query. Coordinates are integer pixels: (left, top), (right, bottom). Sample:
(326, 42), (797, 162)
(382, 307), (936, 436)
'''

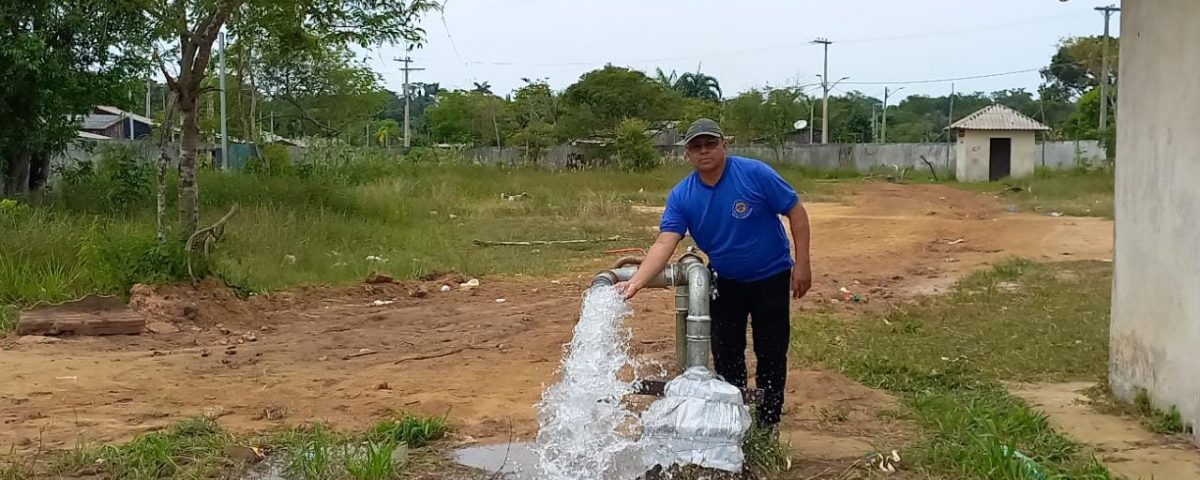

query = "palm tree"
(653, 68), (721, 101)
(675, 72), (722, 101)
(654, 68), (679, 89)
(472, 81), (493, 95)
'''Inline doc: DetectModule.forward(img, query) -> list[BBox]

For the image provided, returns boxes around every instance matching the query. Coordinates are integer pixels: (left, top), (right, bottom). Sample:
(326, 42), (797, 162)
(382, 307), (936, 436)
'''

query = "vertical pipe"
(683, 261), (712, 369)
(674, 285), (689, 372)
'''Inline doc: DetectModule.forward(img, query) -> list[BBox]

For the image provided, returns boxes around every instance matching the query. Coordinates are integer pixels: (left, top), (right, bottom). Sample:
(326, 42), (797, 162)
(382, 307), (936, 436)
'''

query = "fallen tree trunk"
(473, 235), (622, 247)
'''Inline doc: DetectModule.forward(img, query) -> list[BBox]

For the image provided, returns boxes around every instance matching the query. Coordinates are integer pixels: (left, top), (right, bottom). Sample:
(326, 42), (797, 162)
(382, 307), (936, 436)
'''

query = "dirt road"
(0, 182), (1113, 459)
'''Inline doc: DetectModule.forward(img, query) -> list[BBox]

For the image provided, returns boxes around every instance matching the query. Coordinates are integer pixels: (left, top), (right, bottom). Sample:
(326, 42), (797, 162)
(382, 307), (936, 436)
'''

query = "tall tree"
(471, 81), (493, 95)
(559, 65), (682, 139)
(425, 90), (512, 146)
(508, 80), (558, 160)
(674, 72), (722, 101)
(723, 87), (809, 153)
(252, 41), (388, 140)
(0, 0), (150, 196)
(141, 0), (437, 235)
(654, 68), (721, 101)
(1041, 36), (1119, 101)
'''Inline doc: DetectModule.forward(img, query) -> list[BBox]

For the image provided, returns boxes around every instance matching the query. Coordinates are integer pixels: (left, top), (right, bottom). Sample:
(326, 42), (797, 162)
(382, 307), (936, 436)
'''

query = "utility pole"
(882, 86), (905, 143)
(809, 101), (815, 144)
(871, 104), (878, 143)
(1096, 5), (1120, 135)
(947, 83), (956, 160)
(218, 31), (228, 170)
(146, 78), (152, 118)
(812, 38), (833, 144)
(395, 55), (426, 148)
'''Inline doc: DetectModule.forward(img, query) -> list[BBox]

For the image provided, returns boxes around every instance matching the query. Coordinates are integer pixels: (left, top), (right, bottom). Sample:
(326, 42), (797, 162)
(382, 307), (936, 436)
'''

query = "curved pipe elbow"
(612, 256), (644, 269)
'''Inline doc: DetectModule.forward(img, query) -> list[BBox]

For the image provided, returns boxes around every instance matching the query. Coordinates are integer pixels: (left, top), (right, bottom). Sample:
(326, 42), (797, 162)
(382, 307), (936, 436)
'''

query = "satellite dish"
(792, 120), (808, 131)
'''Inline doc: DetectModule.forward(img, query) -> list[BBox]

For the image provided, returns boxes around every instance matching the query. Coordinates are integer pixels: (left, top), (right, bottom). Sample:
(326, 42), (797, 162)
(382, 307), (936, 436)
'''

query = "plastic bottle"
(1001, 446), (1047, 480)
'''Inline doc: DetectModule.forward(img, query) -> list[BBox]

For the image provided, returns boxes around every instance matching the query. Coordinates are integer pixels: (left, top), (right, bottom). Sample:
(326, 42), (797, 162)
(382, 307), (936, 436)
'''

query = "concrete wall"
(955, 130), (1037, 182)
(49, 138), (1104, 179)
(1110, 0), (1200, 443)
(1036, 140), (1107, 170)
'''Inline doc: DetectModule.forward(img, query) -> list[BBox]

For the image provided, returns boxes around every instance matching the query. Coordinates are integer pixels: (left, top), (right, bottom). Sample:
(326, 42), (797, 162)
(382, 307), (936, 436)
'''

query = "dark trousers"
(710, 269), (791, 426)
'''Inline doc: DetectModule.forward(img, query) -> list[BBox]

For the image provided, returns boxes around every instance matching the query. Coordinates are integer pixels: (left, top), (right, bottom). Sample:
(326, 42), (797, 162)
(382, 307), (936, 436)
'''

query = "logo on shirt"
(731, 200), (752, 219)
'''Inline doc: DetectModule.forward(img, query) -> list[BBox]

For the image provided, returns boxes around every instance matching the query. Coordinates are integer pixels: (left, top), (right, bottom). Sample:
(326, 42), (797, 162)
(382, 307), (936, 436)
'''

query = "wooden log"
(17, 295), (145, 337)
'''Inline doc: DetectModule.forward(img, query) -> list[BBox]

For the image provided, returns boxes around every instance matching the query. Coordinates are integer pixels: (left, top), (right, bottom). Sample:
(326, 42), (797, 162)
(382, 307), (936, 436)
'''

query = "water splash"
(532, 286), (645, 480)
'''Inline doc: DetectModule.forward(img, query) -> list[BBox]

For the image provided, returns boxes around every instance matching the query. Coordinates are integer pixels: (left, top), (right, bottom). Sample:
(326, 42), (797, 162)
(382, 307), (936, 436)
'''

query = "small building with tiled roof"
(949, 104), (1050, 182)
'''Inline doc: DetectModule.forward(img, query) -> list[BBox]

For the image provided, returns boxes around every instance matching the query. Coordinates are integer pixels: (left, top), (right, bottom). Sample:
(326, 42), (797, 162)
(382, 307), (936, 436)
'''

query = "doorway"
(989, 138), (1012, 181)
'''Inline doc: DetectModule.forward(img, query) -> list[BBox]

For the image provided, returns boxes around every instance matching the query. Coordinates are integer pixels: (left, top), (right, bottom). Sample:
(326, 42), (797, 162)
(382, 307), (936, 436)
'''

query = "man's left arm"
(756, 162), (813, 299)
(786, 203), (812, 299)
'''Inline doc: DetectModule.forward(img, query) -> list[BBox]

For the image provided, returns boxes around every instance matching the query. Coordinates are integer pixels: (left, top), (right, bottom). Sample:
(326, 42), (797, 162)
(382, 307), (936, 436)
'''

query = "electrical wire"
(411, 11), (1088, 67)
(840, 68), (1042, 86)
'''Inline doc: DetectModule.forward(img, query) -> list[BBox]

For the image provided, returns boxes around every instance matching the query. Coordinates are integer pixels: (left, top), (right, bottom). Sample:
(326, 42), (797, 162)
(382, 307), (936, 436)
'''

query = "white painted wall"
(955, 130), (1036, 182)
(1110, 0), (1200, 443)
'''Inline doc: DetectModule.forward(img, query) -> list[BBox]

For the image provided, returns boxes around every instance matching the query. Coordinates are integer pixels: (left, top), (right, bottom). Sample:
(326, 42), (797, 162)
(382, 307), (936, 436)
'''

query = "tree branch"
(280, 96), (340, 136)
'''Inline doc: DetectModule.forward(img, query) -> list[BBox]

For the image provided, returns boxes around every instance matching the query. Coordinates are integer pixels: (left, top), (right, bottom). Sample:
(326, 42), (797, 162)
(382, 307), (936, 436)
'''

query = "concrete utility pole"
(1096, 5), (1120, 135)
(812, 38), (833, 144)
(218, 31), (228, 170)
(395, 55), (426, 148)
(146, 78), (152, 118)
(882, 86), (905, 143)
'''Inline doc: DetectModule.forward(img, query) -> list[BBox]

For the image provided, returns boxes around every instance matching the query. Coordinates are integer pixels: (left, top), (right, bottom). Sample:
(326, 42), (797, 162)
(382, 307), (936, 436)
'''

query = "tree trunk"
(28, 152), (49, 191)
(3, 151), (32, 196)
(178, 95), (200, 235)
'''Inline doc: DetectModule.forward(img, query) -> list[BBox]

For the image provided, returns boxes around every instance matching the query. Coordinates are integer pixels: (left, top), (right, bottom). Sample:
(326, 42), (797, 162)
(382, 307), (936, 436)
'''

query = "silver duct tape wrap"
(640, 367), (752, 473)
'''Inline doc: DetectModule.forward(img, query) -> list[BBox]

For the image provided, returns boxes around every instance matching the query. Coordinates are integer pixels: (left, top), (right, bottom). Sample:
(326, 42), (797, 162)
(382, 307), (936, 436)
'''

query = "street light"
(816, 75), (850, 143)
(882, 86), (905, 143)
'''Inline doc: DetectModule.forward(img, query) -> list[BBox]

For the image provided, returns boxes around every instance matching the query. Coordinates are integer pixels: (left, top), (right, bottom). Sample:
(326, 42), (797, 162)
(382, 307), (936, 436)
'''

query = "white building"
(1110, 0), (1200, 444)
(949, 104), (1050, 182)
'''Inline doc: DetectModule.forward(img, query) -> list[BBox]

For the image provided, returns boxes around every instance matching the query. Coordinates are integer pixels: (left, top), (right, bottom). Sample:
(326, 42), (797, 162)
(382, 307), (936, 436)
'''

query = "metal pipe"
(674, 285), (689, 371)
(612, 256), (643, 269)
(590, 250), (712, 370)
(590, 264), (679, 289)
(681, 258), (712, 369)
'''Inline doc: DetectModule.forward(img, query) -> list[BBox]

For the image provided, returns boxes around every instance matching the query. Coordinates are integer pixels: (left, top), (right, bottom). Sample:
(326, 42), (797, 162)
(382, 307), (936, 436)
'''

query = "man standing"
(618, 118), (812, 432)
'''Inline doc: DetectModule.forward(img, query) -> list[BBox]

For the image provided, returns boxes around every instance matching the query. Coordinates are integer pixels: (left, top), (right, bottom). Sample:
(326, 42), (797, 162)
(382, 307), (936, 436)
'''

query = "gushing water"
(532, 285), (645, 480)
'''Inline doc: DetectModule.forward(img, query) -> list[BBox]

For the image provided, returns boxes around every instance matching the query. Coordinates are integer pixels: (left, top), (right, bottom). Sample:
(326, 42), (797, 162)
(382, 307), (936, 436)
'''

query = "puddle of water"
(454, 442), (539, 479)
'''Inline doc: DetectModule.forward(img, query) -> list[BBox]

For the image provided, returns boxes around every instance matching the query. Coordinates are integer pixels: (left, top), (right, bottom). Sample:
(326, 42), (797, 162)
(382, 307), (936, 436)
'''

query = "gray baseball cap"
(683, 118), (724, 144)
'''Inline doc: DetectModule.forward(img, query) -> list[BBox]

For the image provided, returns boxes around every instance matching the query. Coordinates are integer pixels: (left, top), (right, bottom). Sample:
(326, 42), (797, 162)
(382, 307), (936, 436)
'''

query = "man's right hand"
(615, 281), (642, 300)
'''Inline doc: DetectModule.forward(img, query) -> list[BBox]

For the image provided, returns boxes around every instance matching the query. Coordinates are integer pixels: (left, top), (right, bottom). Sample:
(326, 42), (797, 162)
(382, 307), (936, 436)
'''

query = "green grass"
(95, 417), (232, 480)
(365, 413), (450, 448)
(1086, 384), (1194, 436)
(791, 260), (1115, 479)
(31, 413), (450, 480)
(1, 447), (35, 480)
(1, 155), (847, 328)
(947, 168), (1114, 219)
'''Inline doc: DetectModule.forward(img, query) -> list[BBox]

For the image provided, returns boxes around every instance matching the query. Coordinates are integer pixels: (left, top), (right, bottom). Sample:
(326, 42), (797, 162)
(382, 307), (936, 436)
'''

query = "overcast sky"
(362, 0), (1120, 102)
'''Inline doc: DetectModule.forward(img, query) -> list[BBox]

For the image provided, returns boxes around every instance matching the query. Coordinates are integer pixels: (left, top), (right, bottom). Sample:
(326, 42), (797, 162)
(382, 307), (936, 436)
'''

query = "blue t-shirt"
(660, 156), (800, 282)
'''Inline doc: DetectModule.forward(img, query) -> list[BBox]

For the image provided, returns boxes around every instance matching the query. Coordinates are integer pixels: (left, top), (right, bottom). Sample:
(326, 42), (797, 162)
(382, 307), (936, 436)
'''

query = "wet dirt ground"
(0, 182), (1114, 473)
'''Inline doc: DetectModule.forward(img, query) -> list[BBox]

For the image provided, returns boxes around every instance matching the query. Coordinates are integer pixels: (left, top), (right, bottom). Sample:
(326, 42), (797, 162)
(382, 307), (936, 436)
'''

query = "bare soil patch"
(0, 182), (1113, 473)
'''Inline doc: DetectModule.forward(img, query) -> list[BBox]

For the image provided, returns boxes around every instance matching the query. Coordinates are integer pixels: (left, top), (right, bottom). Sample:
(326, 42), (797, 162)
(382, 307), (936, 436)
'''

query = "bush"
(613, 118), (659, 172)
(97, 144), (154, 209)
(404, 146), (466, 165)
(46, 145), (153, 214)
(246, 144), (294, 176)
(77, 224), (193, 289)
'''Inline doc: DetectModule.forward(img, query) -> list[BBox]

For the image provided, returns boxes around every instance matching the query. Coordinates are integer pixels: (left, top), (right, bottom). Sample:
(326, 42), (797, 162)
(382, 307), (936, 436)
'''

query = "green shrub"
(246, 144), (294, 176)
(613, 118), (659, 172)
(77, 224), (193, 289)
(99, 145), (153, 207)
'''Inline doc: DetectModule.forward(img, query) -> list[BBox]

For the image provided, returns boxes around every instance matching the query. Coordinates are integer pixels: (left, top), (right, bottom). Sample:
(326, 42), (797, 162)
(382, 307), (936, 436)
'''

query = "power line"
(840, 68), (1041, 86)
(411, 12), (1089, 68)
